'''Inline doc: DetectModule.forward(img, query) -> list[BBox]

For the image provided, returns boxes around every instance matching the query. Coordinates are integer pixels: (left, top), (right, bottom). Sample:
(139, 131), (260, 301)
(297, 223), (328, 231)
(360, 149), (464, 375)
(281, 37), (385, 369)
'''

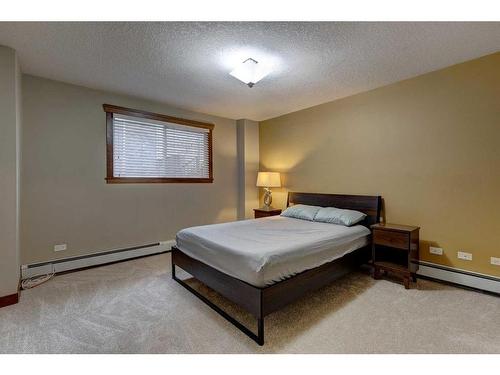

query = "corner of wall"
(15, 49), (22, 284)
(0, 45), (21, 300)
(236, 119), (260, 219)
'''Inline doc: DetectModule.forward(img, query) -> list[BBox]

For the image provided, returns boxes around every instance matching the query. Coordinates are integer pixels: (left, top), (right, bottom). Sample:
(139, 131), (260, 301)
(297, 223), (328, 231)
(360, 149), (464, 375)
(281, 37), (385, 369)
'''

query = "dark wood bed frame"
(171, 192), (382, 345)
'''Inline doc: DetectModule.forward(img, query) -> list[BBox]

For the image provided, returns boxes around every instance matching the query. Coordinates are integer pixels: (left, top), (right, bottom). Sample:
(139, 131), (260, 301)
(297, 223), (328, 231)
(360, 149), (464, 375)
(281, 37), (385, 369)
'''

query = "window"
(103, 104), (213, 183)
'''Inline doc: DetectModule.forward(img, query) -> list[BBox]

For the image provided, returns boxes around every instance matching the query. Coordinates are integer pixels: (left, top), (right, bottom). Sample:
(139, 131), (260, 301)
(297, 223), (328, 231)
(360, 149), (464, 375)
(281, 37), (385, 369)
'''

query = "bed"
(171, 192), (382, 345)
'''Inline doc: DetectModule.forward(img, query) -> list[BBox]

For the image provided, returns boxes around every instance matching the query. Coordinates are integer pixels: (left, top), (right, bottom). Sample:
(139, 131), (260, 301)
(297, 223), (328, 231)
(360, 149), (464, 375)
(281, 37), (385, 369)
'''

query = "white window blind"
(112, 114), (210, 179)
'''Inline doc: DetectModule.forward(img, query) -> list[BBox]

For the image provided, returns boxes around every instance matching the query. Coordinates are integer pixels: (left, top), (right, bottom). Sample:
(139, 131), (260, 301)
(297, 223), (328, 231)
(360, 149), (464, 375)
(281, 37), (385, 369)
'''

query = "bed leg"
(172, 261), (265, 346)
(257, 318), (264, 346)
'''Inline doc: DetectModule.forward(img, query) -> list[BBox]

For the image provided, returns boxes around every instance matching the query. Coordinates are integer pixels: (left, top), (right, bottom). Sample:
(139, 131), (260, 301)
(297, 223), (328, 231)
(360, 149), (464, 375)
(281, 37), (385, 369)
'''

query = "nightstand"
(254, 207), (282, 219)
(371, 223), (420, 289)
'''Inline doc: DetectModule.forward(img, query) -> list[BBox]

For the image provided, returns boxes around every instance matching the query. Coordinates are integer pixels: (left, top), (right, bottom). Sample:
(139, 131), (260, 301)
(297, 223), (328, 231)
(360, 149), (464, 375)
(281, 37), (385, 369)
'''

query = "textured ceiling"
(0, 22), (499, 121)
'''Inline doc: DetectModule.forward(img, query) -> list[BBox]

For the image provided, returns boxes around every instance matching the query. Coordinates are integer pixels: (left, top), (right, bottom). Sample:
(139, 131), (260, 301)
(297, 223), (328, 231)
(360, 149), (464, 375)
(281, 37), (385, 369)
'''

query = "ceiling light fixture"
(229, 58), (270, 88)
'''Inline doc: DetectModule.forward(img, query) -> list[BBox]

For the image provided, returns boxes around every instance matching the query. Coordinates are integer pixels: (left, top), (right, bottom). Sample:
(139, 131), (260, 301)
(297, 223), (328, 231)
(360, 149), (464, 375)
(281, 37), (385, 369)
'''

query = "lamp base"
(263, 188), (273, 207)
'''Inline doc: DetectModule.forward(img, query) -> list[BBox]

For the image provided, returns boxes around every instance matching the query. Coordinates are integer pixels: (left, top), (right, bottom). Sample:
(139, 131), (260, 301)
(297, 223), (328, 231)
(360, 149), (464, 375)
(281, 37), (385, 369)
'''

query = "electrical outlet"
(429, 246), (443, 255)
(54, 243), (67, 252)
(457, 251), (472, 261)
(491, 257), (500, 266)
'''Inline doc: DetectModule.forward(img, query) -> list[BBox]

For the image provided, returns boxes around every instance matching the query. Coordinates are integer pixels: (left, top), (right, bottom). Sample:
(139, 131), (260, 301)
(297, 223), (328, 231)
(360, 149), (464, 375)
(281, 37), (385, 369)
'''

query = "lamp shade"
(256, 172), (281, 188)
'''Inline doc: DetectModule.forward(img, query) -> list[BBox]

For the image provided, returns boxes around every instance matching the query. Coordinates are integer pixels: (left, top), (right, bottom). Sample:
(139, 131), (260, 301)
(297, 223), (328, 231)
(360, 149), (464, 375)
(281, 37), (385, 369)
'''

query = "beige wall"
(237, 119), (260, 219)
(21, 75), (238, 264)
(0, 46), (21, 296)
(260, 52), (500, 277)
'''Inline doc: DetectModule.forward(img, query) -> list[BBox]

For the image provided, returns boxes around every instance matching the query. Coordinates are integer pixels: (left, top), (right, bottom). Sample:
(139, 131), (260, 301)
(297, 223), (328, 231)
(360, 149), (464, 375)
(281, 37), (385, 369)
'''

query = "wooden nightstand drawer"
(255, 211), (271, 218)
(373, 229), (409, 250)
(254, 208), (282, 218)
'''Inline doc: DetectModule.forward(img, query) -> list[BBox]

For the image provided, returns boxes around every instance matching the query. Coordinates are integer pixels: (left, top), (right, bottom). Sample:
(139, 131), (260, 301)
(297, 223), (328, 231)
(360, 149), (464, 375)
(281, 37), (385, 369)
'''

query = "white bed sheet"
(175, 216), (370, 287)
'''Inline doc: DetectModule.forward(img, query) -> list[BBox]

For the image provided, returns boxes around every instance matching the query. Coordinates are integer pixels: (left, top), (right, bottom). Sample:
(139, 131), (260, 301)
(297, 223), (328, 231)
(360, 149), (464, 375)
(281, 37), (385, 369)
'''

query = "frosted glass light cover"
(230, 58), (270, 87)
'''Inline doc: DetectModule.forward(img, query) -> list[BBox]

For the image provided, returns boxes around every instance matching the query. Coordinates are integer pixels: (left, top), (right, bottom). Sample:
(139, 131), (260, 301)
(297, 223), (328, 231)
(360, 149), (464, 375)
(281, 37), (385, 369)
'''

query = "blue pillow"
(280, 204), (321, 221)
(314, 207), (366, 226)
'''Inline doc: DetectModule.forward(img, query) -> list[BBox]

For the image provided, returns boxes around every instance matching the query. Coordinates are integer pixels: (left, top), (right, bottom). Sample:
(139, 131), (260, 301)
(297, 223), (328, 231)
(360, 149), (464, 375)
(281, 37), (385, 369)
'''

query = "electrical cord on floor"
(21, 265), (55, 289)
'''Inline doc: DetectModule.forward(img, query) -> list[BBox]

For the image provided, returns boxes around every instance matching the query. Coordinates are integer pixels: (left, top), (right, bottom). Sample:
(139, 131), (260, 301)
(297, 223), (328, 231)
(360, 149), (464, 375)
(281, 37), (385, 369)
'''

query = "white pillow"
(280, 204), (321, 221)
(314, 207), (366, 226)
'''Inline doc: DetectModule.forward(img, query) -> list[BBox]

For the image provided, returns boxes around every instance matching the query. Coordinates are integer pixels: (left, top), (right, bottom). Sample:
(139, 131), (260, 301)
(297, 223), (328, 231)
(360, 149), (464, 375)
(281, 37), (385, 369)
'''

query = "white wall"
(4, 45), (260, 273)
(21, 75), (239, 264)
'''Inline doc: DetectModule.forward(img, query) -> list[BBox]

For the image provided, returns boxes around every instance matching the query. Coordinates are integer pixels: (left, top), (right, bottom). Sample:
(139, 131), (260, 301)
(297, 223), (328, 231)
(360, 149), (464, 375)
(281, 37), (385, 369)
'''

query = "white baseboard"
(21, 240), (175, 279)
(21, 244), (499, 294)
(417, 261), (500, 294)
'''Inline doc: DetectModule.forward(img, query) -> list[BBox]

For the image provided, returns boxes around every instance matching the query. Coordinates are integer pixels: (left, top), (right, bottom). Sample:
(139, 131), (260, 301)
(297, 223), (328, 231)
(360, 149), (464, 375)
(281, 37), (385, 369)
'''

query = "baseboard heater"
(21, 240), (175, 279)
(21, 245), (499, 295)
(417, 260), (500, 295)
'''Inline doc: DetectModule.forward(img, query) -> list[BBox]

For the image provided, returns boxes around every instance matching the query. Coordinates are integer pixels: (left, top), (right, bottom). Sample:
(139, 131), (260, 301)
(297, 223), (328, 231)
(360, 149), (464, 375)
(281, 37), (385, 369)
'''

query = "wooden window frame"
(103, 104), (214, 184)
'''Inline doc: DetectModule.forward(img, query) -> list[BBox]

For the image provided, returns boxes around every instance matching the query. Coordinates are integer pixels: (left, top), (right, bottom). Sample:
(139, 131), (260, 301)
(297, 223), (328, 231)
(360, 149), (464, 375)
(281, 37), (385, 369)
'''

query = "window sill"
(105, 177), (214, 184)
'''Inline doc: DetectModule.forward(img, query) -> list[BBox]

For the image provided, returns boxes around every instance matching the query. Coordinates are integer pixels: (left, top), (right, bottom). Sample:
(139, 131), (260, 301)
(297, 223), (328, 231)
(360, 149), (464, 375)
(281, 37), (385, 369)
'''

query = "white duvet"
(175, 215), (370, 287)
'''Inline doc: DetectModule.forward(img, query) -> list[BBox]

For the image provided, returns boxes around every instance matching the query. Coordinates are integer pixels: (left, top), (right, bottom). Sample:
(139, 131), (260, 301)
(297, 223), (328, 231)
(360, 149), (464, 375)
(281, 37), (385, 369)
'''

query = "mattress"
(175, 216), (371, 287)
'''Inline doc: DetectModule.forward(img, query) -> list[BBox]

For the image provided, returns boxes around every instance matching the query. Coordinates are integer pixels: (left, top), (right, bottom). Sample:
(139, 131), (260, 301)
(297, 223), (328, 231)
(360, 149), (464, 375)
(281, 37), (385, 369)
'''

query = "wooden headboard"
(287, 192), (382, 228)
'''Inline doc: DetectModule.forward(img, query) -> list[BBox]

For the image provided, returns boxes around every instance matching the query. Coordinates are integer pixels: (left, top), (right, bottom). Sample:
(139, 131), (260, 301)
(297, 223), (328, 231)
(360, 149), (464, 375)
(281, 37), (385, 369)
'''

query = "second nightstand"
(371, 223), (420, 289)
(254, 207), (282, 219)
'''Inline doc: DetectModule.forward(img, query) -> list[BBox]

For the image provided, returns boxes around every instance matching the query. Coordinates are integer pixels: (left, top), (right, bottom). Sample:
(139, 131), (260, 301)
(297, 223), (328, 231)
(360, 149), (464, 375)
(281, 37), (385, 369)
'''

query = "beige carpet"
(0, 253), (499, 353)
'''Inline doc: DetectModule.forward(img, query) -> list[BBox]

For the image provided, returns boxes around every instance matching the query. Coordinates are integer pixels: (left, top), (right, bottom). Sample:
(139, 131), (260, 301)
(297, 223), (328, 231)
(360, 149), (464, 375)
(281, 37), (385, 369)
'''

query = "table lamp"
(256, 172), (281, 209)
